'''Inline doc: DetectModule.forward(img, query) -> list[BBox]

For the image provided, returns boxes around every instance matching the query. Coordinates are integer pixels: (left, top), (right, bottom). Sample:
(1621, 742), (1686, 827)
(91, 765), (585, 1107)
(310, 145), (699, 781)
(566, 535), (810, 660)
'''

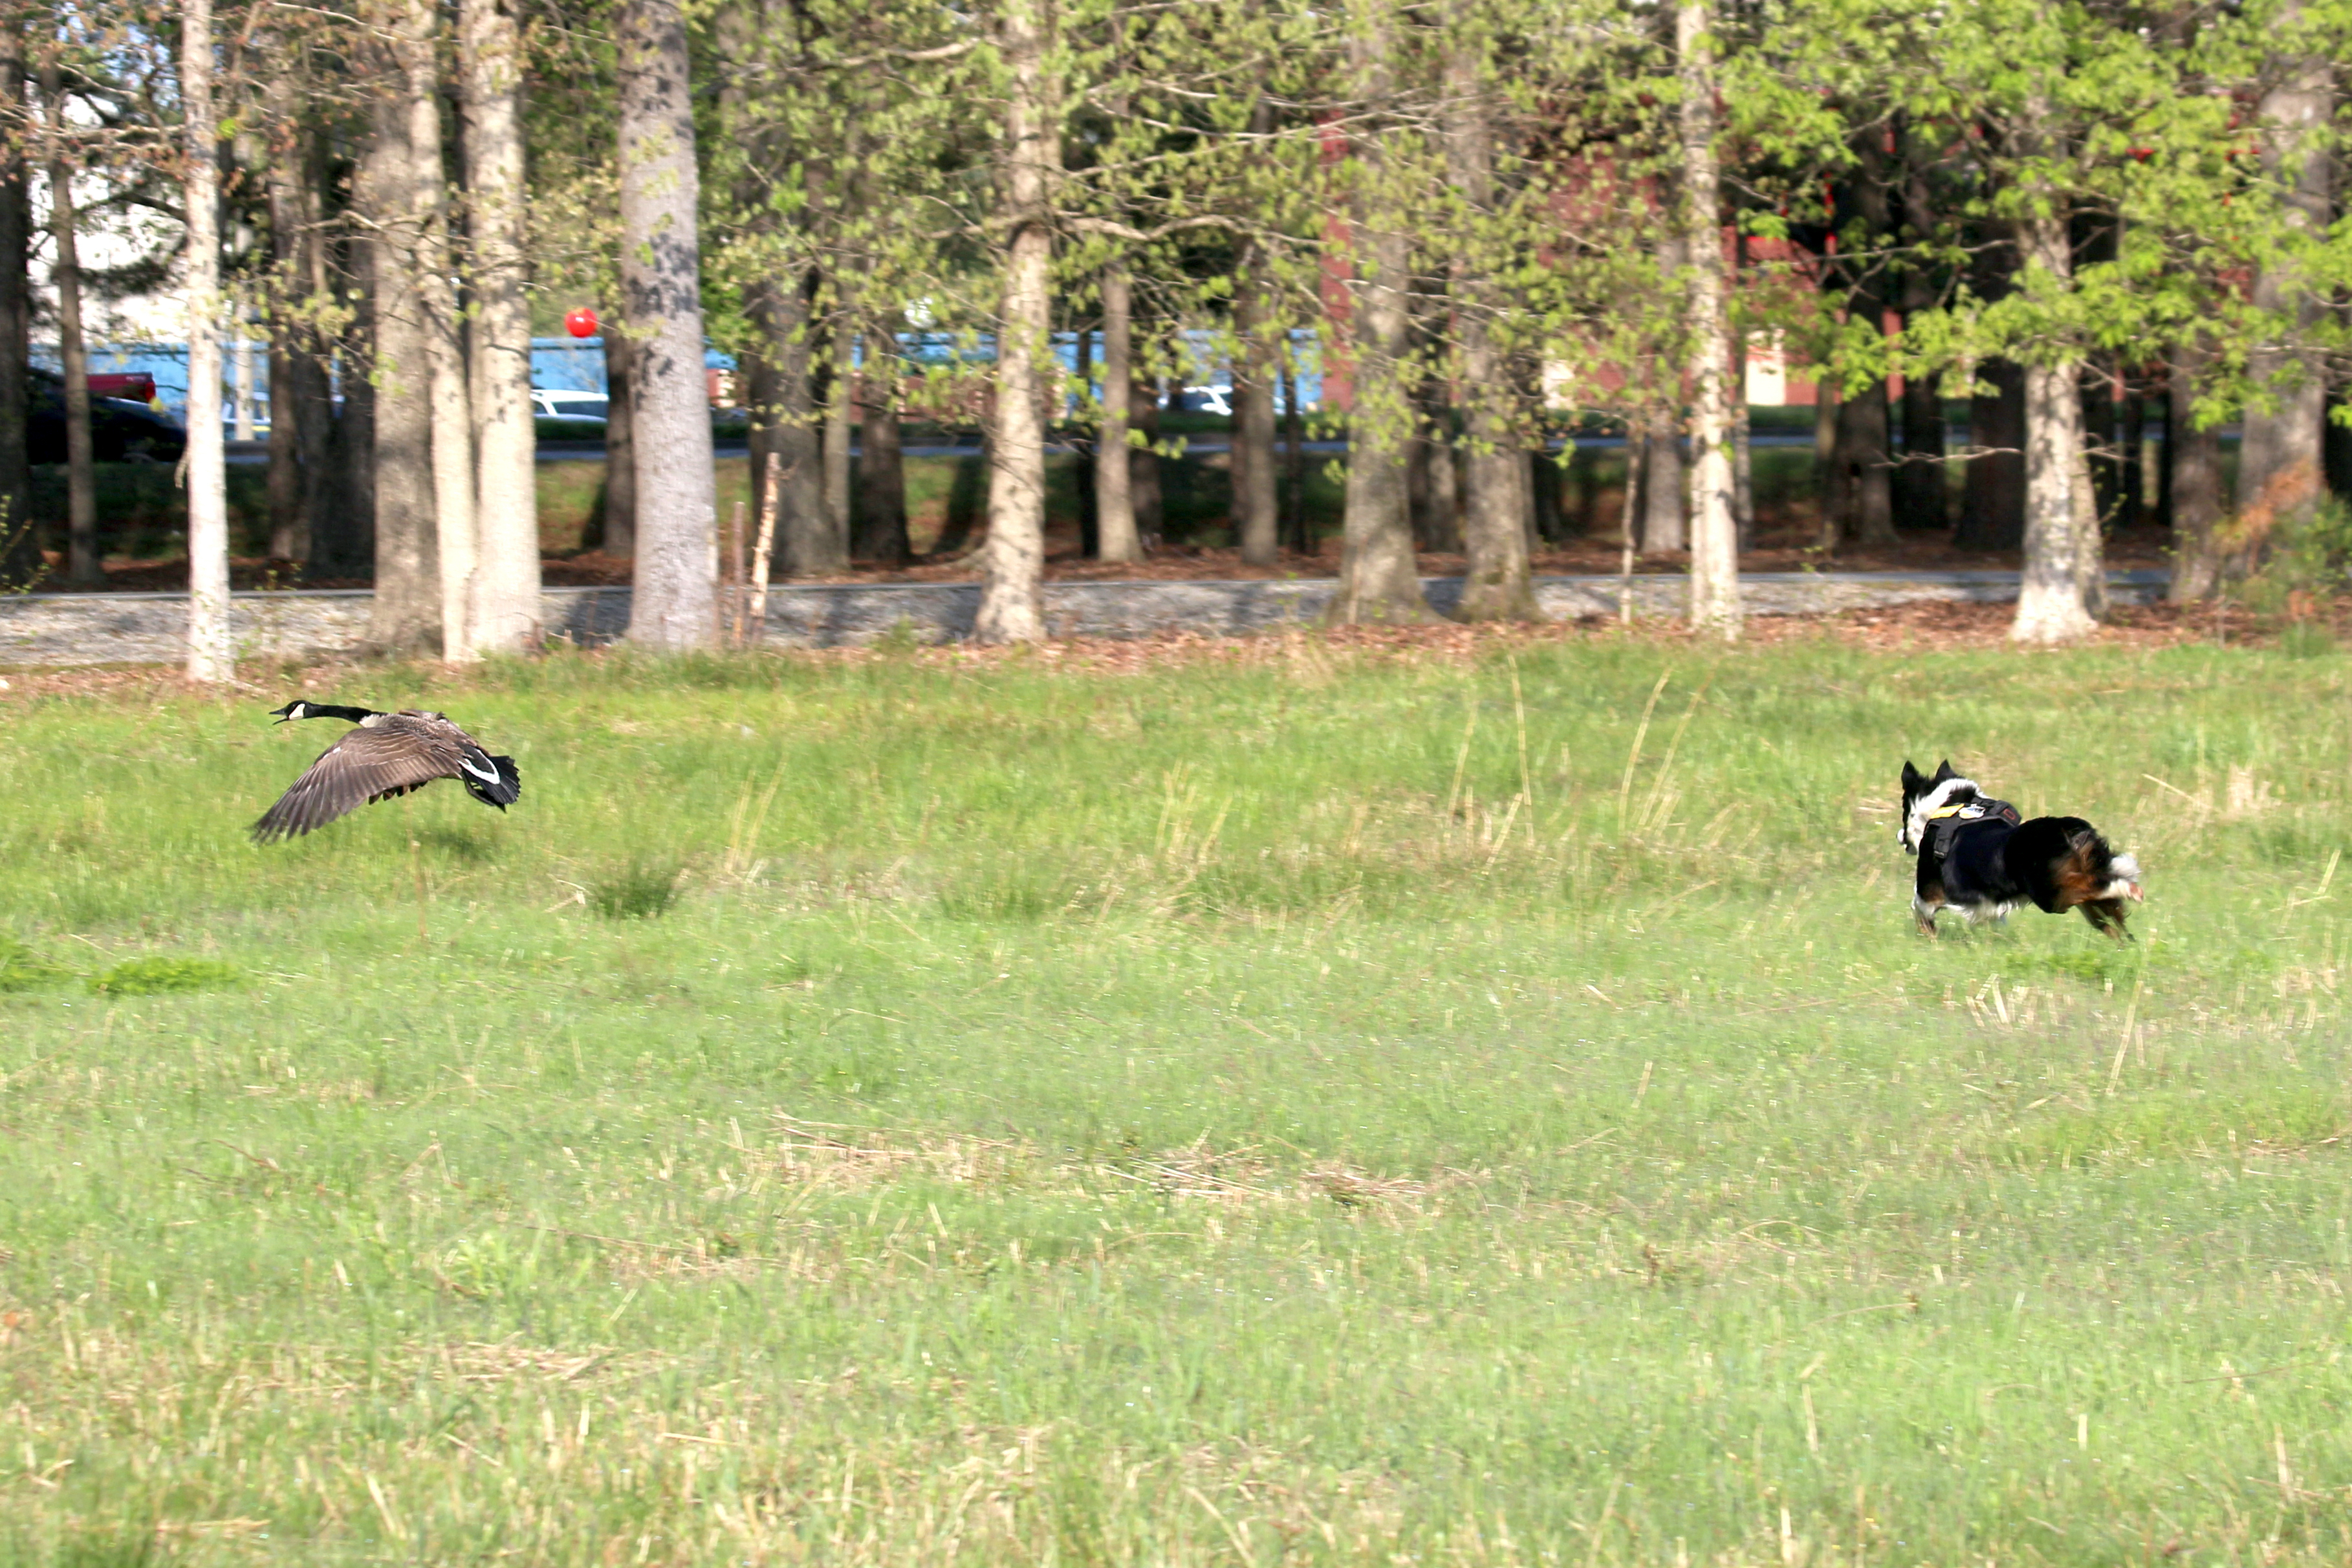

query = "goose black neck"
(272, 701), (382, 724)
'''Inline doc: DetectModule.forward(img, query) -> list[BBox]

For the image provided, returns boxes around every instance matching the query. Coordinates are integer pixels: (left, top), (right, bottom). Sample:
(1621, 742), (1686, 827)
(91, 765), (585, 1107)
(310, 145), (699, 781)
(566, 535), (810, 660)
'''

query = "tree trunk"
(2235, 27), (2331, 549)
(264, 335), (312, 563)
(597, 328), (636, 554)
(748, 276), (833, 574)
(1895, 363), (1946, 530)
(1893, 129), (1946, 533)
(823, 318), (853, 549)
(41, 54), (100, 587)
(616, 0), (719, 648)
(2071, 384), (2107, 619)
(2082, 371), (2120, 534)
(1326, 5), (1431, 624)
(1732, 356), (1755, 549)
(262, 71), (330, 569)
(1231, 243), (1279, 566)
(1129, 364), (1163, 542)
(1678, 0), (1737, 638)
(1073, 323), (1096, 555)
(1329, 217), (1426, 618)
(262, 258), (332, 569)
(398, 0), (479, 661)
(1831, 139), (1898, 549)
(2120, 387), (2144, 530)
(461, 0), (542, 652)
(1094, 261), (1138, 561)
(2168, 346), (2223, 600)
(1957, 213), (2024, 552)
(974, 0), (1056, 642)
(1835, 380), (1895, 545)
(854, 323), (908, 565)
(2011, 208), (2096, 644)
(314, 262), (377, 582)
(182, 0), (232, 681)
(934, 438), (985, 557)
(1811, 377), (1840, 545)
(360, 80), (438, 649)
(1959, 359), (2025, 549)
(1282, 362), (1308, 552)
(1419, 417), (1462, 554)
(0, 19), (30, 589)
(1640, 426), (1685, 552)
(1445, 14), (1537, 619)
(1642, 231), (1688, 555)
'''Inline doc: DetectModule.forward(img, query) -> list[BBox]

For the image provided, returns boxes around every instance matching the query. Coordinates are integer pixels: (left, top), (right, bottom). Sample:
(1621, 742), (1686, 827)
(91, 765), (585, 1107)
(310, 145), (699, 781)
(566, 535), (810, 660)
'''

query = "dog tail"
(2053, 829), (2142, 940)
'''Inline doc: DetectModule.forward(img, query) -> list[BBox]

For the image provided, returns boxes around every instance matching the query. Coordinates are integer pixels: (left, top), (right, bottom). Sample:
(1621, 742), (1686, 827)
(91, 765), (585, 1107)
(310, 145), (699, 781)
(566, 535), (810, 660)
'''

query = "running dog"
(1898, 761), (2142, 939)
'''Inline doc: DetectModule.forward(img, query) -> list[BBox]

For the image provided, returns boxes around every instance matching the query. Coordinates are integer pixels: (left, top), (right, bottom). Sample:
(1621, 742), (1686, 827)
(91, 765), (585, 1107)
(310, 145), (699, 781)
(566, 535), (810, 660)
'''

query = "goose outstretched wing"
(252, 717), (471, 842)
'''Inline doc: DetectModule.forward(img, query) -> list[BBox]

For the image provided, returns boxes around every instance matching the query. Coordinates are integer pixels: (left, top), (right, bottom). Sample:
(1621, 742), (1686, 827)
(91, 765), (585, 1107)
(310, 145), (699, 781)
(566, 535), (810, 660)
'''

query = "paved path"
(0, 569), (2168, 668)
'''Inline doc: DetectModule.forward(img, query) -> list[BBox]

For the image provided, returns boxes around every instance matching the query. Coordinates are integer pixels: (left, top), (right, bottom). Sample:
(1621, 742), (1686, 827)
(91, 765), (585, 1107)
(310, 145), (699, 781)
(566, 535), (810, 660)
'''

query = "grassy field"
(3, 631), (2351, 1565)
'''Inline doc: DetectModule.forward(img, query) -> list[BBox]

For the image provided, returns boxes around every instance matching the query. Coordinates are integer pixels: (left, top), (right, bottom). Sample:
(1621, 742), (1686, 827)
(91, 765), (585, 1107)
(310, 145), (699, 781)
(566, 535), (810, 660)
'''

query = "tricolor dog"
(1898, 761), (2142, 939)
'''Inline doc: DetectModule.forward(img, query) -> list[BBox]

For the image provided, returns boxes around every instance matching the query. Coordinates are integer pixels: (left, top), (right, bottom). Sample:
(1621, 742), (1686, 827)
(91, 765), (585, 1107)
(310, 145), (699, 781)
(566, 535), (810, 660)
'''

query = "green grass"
(5, 634), (2352, 1564)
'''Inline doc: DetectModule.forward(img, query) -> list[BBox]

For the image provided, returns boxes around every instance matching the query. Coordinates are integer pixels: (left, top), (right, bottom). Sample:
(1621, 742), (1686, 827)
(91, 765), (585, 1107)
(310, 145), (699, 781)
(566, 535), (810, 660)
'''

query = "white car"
(1171, 384), (1232, 417)
(532, 389), (610, 421)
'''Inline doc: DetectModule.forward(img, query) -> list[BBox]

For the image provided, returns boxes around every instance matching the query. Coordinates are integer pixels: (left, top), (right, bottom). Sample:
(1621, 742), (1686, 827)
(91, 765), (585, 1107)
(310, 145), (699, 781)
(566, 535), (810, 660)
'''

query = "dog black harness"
(1922, 796), (2021, 864)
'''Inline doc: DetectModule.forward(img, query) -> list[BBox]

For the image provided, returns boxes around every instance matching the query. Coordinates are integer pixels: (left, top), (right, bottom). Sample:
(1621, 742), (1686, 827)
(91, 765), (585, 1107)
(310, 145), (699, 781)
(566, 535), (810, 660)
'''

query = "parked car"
(28, 368), (188, 464)
(1169, 384), (1233, 417)
(532, 389), (609, 421)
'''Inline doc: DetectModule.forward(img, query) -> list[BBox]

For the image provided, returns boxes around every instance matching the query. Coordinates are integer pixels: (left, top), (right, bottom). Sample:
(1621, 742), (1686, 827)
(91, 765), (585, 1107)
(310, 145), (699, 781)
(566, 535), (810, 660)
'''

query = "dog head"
(1899, 759), (1966, 855)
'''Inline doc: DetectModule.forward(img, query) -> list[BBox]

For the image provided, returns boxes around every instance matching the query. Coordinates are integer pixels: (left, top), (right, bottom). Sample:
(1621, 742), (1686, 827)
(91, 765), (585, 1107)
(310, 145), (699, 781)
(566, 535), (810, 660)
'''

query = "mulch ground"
(0, 593), (2298, 706)
(21, 525), (2176, 595)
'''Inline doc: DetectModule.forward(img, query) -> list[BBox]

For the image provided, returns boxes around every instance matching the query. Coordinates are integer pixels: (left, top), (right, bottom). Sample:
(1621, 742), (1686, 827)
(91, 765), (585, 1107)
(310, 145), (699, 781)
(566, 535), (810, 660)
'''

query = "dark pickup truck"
(30, 367), (188, 464)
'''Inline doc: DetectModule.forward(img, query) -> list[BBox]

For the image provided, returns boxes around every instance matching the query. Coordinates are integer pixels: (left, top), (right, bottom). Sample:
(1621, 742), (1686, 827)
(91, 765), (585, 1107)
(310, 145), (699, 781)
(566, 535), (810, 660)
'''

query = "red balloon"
(564, 307), (599, 339)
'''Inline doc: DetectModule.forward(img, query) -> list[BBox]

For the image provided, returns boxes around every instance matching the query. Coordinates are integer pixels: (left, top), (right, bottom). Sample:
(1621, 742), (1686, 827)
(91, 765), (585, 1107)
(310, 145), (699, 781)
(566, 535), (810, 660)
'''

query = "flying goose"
(252, 701), (522, 843)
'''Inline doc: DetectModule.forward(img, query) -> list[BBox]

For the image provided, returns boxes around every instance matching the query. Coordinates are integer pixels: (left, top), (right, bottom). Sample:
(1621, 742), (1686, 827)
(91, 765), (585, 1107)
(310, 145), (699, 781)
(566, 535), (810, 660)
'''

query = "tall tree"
(1230, 104), (1281, 567)
(2232, 8), (2333, 545)
(461, 0), (543, 652)
(974, 0), (1059, 642)
(1093, 259), (1139, 561)
(360, 74), (439, 649)
(398, 0), (480, 660)
(258, 64), (330, 569)
(183, 0), (232, 680)
(600, 328), (637, 555)
(0, 10), (32, 587)
(1444, 3), (1537, 622)
(41, 49), (100, 587)
(2009, 149), (2098, 645)
(1230, 241), (1281, 566)
(854, 322), (909, 564)
(1679, 0), (1738, 639)
(1640, 234), (1688, 553)
(2166, 342), (2225, 600)
(1326, 0), (1432, 625)
(616, 0), (719, 648)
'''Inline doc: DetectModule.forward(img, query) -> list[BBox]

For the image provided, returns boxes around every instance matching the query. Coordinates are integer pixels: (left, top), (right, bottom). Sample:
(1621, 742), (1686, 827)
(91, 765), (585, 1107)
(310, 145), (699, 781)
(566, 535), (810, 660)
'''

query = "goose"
(252, 701), (522, 843)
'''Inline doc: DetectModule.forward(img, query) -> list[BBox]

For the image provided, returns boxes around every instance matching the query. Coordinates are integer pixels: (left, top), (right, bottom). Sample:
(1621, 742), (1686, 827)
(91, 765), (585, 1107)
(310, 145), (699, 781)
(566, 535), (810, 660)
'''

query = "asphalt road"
(515, 430), (1835, 465)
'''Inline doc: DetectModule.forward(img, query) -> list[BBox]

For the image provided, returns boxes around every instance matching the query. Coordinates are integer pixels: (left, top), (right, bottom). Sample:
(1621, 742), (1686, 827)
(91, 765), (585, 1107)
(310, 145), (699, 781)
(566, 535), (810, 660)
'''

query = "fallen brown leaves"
(0, 590), (2302, 703)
